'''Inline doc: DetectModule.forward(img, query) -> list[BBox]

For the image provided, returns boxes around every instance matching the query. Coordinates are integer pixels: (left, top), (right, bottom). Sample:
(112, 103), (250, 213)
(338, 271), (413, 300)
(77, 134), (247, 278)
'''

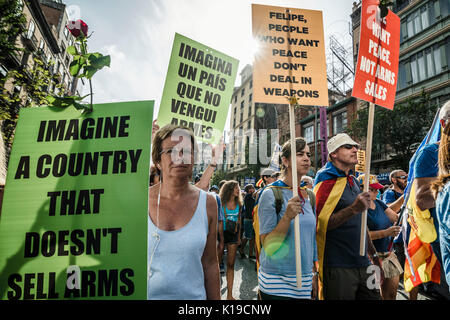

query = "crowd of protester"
(146, 100), (450, 300)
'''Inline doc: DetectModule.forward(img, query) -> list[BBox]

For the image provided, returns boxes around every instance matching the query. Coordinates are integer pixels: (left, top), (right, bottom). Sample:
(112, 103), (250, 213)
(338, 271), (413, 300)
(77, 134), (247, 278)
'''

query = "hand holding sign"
(351, 0), (400, 255)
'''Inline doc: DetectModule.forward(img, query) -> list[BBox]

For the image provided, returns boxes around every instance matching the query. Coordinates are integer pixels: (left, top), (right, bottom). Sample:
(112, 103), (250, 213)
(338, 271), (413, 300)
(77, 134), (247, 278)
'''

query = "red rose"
(66, 19), (88, 38)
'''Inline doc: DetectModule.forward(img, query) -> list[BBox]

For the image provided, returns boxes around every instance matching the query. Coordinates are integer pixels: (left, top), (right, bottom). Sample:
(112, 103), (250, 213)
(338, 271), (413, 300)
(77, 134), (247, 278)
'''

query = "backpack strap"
(271, 187), (284, 216)
(305, 188), (316, 214)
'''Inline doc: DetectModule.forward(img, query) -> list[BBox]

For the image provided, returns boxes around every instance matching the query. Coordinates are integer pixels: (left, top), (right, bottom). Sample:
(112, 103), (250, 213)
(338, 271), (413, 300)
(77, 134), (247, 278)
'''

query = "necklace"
(148, 182), (162, 279)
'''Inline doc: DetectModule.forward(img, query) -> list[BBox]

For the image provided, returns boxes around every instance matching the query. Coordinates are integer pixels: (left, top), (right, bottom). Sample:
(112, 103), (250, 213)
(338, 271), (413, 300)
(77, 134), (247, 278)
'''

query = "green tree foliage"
(347, 91), (438, 170)
(210, 169), (226, 187)
(0, 0), (26, 59)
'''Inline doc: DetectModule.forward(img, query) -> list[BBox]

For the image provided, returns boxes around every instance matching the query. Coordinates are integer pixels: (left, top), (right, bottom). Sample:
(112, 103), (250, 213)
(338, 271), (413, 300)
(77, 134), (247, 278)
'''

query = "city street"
(220, 242), (432, 300)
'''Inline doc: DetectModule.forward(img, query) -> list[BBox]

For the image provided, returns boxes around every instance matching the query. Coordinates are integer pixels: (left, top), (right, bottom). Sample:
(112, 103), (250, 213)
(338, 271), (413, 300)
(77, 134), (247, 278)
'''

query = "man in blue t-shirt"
(382, 171), (406, 259)
(382, 170), (407, 205)
(317, 133), (381, 300)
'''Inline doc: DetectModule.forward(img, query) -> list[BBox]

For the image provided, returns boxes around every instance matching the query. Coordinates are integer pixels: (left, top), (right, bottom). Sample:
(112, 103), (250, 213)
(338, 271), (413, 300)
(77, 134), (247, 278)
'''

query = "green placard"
(158, 33), (239, 144)
(0, 100), (153, 300)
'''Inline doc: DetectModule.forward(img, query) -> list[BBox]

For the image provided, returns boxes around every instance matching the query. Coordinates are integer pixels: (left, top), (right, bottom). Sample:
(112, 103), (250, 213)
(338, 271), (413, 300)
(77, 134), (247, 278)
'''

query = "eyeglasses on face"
(341, 144), (359, 150)
(159, 147), (193, 156)
(395, 175), (407, 179)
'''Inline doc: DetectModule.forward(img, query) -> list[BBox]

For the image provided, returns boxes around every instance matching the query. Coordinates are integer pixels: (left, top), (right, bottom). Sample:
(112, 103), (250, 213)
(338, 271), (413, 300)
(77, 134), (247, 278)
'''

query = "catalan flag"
(313, 161), (349, 300)
(402, 107), (442, 292)
(255, 178), (264, 188)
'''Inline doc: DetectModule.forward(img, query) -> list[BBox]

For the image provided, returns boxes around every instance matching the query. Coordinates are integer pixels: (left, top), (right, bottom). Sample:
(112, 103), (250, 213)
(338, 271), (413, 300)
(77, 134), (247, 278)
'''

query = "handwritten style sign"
(352, 0), (400, 110)
(252, 4), (329, 106)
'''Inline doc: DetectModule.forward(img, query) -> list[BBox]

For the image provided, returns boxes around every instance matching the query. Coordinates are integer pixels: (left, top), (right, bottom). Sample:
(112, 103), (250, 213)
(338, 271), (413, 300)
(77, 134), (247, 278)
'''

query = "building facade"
(1, 0), (78, 111)
(226, 64), (281, 184)
(350, 0), (450, 173)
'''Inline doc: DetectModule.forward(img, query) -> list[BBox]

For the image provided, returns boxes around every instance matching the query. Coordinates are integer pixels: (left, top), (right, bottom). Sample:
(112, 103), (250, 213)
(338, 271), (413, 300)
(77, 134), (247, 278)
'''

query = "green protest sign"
(0, 100), (153, 300)
(158, 33), (239, 144)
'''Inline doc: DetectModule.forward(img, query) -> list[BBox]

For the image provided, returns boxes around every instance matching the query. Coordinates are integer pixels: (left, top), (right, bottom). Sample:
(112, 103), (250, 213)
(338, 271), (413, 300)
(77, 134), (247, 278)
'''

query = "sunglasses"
(395, 175), (408, 179)
(341, 144), (359, 150)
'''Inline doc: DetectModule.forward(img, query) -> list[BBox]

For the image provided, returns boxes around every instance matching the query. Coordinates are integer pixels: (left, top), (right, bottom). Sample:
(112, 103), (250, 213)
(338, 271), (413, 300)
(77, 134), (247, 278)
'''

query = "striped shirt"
(258, 270), (313, 299)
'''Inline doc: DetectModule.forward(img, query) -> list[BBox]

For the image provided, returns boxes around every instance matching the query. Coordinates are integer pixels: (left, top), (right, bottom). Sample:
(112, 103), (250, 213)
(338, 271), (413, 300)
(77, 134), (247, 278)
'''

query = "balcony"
(21, 33), (38, 51)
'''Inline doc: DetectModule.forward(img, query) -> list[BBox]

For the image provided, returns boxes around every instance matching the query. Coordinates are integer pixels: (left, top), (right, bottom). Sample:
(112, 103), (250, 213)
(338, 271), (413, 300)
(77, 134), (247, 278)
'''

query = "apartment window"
(333, 111), (347, 135)
(304, 125), (314, 143)
(249, 80), (253, 89)
(240, 101), (244, 109)
(27, 20), (35, 39)
(0, 65), (7, 78)
(421, 5), (429, 29)
(398, 61), (406, 89)
(39, 38), (44, 51)
(241, 88), (245, 96)
(316, 119), (330, 139)
(54, 59), (60, 74)
(234, 107), (237, 114)
(433, 43), (442, 73)
(249, 93), (252, 103)
(247, 121), (251, 129)
(64, 26), (69, 38)
(403, 3), (437, 40)
(406, 15), (414, 38)
(240, 112), (243, 123)
(234, 95), (237, 103)
(248, 104), (252, 116)
(426, 48), (435, 77)
(414, 10), (421, 34)
(410, 56), (419, 83)
(417, 52), (426, 82)
(406, 42), (446, 86)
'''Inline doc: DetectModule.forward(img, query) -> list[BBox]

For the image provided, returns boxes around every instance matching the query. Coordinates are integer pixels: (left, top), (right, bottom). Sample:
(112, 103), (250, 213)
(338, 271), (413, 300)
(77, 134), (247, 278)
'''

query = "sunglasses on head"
(341, 144), (358, 150)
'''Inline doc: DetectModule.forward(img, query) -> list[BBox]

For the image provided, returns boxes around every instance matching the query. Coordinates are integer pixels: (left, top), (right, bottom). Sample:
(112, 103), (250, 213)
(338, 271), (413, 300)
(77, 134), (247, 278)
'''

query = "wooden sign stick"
(360, 102), (375, 256)
(288, 99), (302, 288)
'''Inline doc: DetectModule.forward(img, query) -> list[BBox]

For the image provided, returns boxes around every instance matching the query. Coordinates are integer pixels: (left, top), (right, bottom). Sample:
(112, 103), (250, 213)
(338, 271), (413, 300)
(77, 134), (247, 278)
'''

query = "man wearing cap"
(313, 133), (381, 300)
(256, 168), (277, 189)
(301, 176), (314, 190)
(382, 170), (407, 206)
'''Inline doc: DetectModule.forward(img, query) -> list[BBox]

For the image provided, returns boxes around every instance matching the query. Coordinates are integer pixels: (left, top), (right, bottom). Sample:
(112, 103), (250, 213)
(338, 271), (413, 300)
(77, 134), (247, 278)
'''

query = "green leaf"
(73, 102), (92, 113)
(92, 55), (111, 69)
(82, 66), (98, 79)
(46, 95), (56, 104)
(67, 45), (77, 56)
(69, 56), (87, 77)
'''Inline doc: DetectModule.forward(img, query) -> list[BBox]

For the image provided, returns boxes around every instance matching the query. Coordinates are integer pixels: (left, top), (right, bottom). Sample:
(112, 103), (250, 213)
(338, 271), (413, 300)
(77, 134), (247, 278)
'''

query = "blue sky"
(64, 0), (358, 120)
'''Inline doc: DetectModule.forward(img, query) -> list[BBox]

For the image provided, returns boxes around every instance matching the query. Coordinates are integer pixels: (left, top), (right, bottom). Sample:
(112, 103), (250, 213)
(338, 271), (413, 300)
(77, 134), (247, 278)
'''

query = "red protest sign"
(352, 0), (400, 110)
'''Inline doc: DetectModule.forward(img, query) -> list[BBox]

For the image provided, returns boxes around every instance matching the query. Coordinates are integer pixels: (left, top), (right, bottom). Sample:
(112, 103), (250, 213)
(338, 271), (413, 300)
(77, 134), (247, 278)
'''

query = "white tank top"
(147, 189), (209, 300)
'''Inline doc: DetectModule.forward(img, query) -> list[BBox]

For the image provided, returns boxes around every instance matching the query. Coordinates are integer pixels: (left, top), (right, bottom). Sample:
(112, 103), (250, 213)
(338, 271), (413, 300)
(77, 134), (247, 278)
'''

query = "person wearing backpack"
(256, 137), (318, 300)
